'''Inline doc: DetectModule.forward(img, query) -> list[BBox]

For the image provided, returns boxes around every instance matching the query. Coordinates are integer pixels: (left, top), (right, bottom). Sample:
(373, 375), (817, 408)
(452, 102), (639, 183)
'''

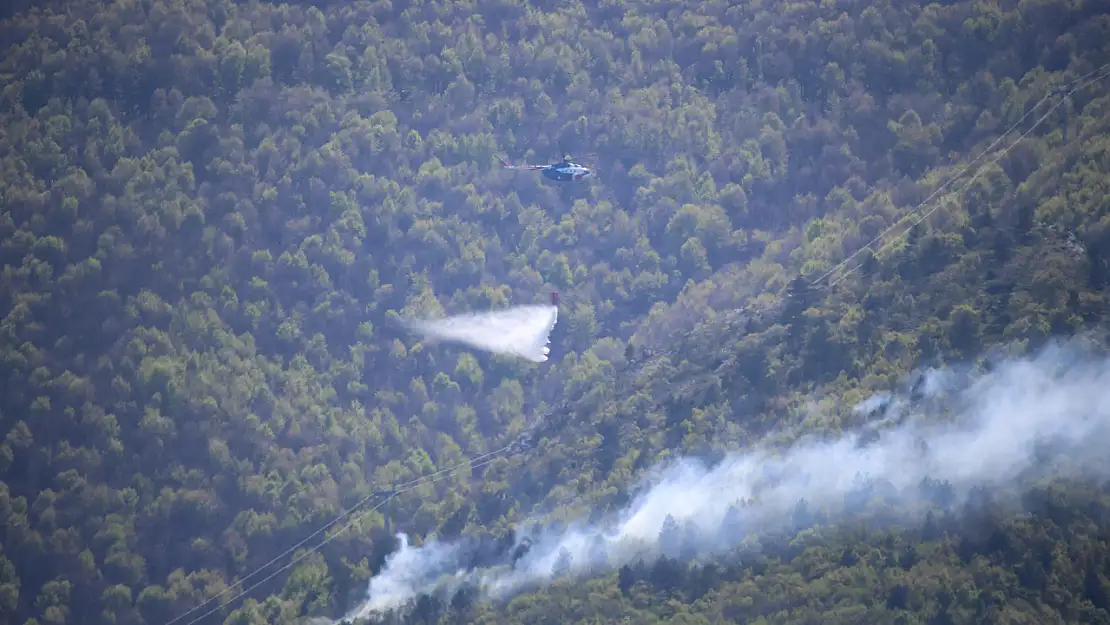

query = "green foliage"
(1, 0), (1110, 624)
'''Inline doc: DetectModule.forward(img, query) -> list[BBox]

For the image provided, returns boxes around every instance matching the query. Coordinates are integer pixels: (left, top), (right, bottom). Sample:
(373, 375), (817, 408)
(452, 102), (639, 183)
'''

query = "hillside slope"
(1, 0), (1110, 624)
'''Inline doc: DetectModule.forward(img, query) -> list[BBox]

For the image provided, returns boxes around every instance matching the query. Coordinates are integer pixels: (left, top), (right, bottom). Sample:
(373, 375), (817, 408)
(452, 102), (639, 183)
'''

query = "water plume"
(402, 304), (559, 363)
(341, 336), (1110, 621)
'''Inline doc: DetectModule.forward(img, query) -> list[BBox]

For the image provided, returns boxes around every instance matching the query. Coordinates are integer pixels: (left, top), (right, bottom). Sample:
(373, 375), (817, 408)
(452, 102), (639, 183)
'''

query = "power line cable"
(811, 61), (1110, 288)
(165, 445), (515, 625)
(179, 451), (509, 625)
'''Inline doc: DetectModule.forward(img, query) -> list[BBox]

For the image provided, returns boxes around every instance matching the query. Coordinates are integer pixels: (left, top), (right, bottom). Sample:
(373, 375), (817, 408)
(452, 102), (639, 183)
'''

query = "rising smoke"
(338, 336), (1110, 622)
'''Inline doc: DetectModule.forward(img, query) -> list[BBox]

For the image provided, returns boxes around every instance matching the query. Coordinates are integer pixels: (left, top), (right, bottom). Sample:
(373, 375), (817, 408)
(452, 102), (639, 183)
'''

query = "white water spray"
(403, 304), (559, 363)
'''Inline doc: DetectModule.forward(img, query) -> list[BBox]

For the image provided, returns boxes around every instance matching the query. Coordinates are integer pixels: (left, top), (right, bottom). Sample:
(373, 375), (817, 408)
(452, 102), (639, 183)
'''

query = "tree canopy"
(2, 0), (1110, 623)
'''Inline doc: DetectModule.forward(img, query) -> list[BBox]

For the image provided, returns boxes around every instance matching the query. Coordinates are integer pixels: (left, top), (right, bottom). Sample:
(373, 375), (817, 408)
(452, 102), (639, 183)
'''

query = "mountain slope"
(1, 0), (1110, 624)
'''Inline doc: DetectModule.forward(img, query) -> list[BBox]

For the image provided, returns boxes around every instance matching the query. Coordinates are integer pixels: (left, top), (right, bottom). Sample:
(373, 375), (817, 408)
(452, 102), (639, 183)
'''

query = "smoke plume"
(339, 336), (1110, 622)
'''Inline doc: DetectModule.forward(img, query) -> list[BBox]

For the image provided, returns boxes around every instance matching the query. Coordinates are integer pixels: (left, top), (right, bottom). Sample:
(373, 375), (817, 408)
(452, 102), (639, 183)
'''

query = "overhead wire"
(179, 449), (511, 625)
(811, 60), (1110, 289)
(165, 59), (1110, 625)
(827, 62), (1110, 288)
(631, 61), (1110, 403)
(166, 444), (516, 625)
(601, 61), (1110, 388)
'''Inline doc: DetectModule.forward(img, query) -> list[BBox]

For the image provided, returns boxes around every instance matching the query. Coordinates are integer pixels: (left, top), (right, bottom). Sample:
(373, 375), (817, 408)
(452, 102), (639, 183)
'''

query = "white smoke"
(403, 305), (559, 363)
(341, 535), (469, 621)
(339, 336), (1110, 622)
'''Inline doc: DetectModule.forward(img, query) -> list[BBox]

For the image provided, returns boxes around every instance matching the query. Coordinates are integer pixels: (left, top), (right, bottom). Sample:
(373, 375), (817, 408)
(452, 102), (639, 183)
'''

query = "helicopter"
(498, 152), (595, 182)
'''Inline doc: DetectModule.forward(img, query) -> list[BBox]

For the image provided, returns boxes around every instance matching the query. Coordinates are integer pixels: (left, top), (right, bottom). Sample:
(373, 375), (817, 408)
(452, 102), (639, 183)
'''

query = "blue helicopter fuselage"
(542, 161), (594, 182)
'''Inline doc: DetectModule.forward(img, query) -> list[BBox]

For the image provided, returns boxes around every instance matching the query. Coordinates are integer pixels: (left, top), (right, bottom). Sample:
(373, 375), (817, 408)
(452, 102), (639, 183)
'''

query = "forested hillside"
(2, 0), (1110, 624)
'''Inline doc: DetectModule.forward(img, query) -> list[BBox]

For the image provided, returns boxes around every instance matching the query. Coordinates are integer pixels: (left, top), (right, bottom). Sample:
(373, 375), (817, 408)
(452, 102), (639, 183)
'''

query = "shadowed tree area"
(2, 0), (1110, 623)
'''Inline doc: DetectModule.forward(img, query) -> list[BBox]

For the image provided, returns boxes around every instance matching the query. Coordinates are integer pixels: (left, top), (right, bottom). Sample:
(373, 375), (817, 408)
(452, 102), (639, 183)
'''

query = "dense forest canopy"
(2, 0), (1110, 623)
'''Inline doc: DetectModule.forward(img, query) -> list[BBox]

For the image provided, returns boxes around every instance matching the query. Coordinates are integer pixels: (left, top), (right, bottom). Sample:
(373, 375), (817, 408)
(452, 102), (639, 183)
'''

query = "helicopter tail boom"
(498, 156), (544, 171)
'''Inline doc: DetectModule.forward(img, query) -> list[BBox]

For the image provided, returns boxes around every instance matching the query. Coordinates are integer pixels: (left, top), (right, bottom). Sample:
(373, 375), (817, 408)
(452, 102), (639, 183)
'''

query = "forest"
(2, 0), (1110, 623)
